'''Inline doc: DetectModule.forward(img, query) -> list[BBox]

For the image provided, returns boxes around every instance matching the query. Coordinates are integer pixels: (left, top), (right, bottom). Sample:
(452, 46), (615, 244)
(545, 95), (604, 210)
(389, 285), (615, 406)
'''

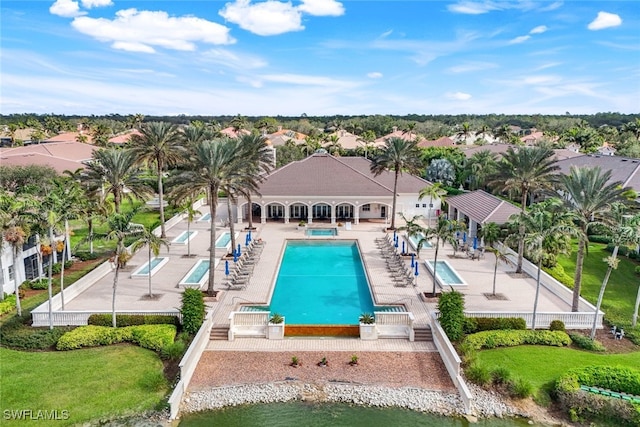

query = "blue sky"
(1, 1), (638, 116)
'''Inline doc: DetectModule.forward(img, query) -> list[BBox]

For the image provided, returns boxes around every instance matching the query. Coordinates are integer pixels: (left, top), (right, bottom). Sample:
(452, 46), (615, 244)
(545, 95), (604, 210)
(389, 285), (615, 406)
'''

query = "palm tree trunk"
(391, 169), (399, 230)
(572, 236), (586, 312)
(590, 246), (618, 339)
(114, 190), (121, 214)
(532, 259), (543, 330)
(60, 221), (69, 310)
(207, 188), (217, 296)
(493, 256), (499, 296)
(148, 244), (153, 297)
(227, 198), (236, 255)
(247, 194), (254, 230)
(157, 161), (166, 238)
(432, 237), (440, 295)
(516, 191), (527, 273)
(633, 284), (640, 327)
(88, 218), (94, 254)
(13, 249), (22, 317)
(112, 240), (123, 328)
(187, 219), (191, 257)
(48, 226), (55, 330)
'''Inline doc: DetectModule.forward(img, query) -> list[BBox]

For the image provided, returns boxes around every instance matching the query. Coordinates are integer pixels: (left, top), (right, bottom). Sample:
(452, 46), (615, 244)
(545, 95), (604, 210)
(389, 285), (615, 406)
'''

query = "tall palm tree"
(479, 221), (510, 295)
(171, 138), (245, 296)
(183, 124), (216, 148)
(559, 166), (632, 312)
(397, 213), (429, 256)
(370, 137), (422, 230)
(130, 225), (169, 298)
(181, 197), (201, 258)
(237, 134), (273, 231)
(357, 130), (376, 159)
(428, 215), (465, 296)
(456, 122), (473, 143)
(465, 150), (498, 190)
(494, 124), (514, 144)
(512, 199), (575, 329)
(418, 183), (447, 227)
(83, 148), (152, 213)
(590, 205), (640, 339)
(487, 146), (559, 273)
(130, 122), (184, 238)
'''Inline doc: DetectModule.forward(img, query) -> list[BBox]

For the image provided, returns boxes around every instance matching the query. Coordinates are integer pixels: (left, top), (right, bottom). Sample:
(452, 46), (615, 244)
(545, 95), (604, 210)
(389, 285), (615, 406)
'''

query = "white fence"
(464, 311), (601, 330)
(228, 312), (269, 340)
(429, 313), (472, 414)
(374, 312), (415, 340)
(31, 309), (181, 327)
(168, 310), (214, 420)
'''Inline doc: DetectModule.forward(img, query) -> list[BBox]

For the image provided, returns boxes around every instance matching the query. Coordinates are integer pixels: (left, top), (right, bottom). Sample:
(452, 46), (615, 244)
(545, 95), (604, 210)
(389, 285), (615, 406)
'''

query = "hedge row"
(463, 317), (526, 334)
(569, 333), (606, 352)
(542, 263), (574, 288)
(605, 244), (639, 260)
(555, 366), (640, 426)
(0, 295), (17, 316)
(87, 314), (180, 327)
(463, 330), (572, 350)
(56, 324), (176, 351)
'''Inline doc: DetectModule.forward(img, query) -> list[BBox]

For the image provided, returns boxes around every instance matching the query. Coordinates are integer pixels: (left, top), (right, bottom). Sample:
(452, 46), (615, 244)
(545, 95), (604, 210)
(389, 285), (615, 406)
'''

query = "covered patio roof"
(447, 190), (520, 225)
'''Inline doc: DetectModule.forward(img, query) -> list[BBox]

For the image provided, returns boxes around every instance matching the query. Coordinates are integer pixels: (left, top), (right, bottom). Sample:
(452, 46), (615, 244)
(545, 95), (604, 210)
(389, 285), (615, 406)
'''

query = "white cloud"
(530, 25), (548, 34)
(588, 11), (622, 31)
(447, 1), (499, 15)
(367, 72), (382, 79)
(448, 61), (498, 73)
(81, 0), (112, 8)
(539, 1), (563, 12)
(260, 73), (359, 89)
(446, 91), (472, 100)
(298, 0), (344, 16)
(50, 0), (85, 18)
(219, 0), (303, 36)
(379, 30), (393, 38)
(509, 35), (531, 44)
(199, 48), (268, 70)
(71, 9), (235, 53)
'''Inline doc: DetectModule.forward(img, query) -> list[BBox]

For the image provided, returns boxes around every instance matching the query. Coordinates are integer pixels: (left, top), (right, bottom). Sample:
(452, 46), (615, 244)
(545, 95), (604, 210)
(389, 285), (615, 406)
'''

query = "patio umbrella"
(393, 230), (397, 241)
(414, 262), (419, 286)
(394, 237), (399, 248)
(402, 241), (405, 254)
(245, 234), (249, 246)
(463, 232), (467, 244)
(411, 253), (415, 268)
(233, 251), (238, 262)
(473, 236), (478, 250)
(237, 243), (241, 256)
(225, 260), (230, 276)
(248, 230), (252, 242)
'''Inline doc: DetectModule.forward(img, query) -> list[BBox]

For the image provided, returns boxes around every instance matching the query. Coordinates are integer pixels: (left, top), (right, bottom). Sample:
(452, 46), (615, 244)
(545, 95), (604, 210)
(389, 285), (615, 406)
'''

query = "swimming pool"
(424, 260), (468, 288)
(130, 257), (169, 278)
(179, 259), (213, 288)
(172, 230), (197, 244)
(408, 233), (433, 250)
(305, 228), (338, 237)
(269, 240), (374, 325)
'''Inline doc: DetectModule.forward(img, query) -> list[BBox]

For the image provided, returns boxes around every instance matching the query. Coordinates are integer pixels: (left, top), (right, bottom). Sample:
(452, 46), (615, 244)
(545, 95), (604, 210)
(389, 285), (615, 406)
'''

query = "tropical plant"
(236, 133), (274, 231)
(487, 146), (559, 273)
(465, 150), (498, 190)
(130, 225), (169, 298)
(130, 122), (184, 237)
(269, 313), (284, 324)
(359, 313), (375, 324)
(428, 215), (465, 296)
(485, 246), (514, 297)
(438, 290), (465, 341)
(558, 166), (632, 312)
(456, 122), (473, 142)
(180, 197), (201, 258)
(425, 158), (456, 186)
(397, 213), (431, 256)
(370, 137), (422, 230)
(418, 182), (447, 227)
(590, 205), (640, 339)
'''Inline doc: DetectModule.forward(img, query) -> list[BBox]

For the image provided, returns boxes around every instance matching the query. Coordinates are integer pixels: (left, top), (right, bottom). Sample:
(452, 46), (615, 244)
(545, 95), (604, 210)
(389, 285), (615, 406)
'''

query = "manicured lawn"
(557, 242), (640, 327)
(476, 345), (640, 401)
(0, 345), (167, 426)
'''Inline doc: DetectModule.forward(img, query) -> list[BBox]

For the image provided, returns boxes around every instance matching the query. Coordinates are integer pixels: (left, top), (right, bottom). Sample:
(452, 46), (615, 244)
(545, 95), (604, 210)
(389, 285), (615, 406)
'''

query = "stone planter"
(268, 320), (285, 340)
(359, 322), (378, 340)
(297, 225), (307, 231)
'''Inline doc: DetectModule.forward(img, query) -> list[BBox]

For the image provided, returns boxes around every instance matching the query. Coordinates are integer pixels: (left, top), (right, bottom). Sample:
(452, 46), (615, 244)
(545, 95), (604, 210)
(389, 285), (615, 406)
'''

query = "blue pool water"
(174, 231), (195, 243)
(215, 232), (231, 248)
(408, 233), (433, 250)
(185, 260), (210, 284)
(198, 213), (211, 221)
(306, 228), (337, 237)
(426, 260), (464, 285)
(137, 257), (165, 275)
(269, 240), (374, 325)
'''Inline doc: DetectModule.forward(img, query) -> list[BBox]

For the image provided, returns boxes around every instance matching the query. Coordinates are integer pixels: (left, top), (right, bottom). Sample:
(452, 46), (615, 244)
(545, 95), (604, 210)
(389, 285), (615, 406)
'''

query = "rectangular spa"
(424, 259), (468, 289)
(197, 213), (211, 222)
(215, 231), (235, 248)
(171, 230), (197, 245)
(305, 227), (338, 237)
(268, 240), (374, 325)
(179, 259), (212, 288)
(130, 257), (169, 279)
(408, 233), (433, 250)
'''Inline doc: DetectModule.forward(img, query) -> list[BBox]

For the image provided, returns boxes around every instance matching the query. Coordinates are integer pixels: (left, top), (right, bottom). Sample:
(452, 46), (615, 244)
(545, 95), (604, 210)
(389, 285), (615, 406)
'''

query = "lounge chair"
(226, 282), (247, 290)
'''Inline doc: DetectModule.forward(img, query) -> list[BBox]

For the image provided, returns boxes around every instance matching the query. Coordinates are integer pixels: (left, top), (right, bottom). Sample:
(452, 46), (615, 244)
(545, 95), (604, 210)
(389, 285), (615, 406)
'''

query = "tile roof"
(447, 190), (520, 225)
(0, 141), (95, 162)
(556, 154), (640, 193)
(0, 152), (85, 174)
(258, 153), (429, 197)
(45, 131), (93, 144)
(109, 129), (141, 144)
(417, 136), (456, 148)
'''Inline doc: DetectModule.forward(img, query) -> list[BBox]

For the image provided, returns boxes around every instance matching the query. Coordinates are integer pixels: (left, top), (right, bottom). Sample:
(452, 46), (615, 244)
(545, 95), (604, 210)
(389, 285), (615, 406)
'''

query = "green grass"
(557, 242), (640, 328)
(476, 345), (640, 401)
(0, 345), (167, 426)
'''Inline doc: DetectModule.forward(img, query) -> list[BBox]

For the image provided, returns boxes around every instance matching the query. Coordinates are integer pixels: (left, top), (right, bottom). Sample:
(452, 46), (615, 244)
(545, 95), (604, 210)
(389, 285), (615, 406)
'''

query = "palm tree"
(426, 158), (456, 186)
(171, 138), (245, 296)
(512, 199), (575, 329)
(370, 137), (422, 230)
(130, 122), (184, 238)
(418, 183), (447, 227)
(559, 166), (632, 312)
(183, 124), (216, 148)
(479, 221), (509, 295)
(477, 124), (492, 141)
(357, 130), (376, 159)
(494, 124), (514, 144)
(487, 146), (559, 273)
(465, 150), (498, 190)
(456, 122), (473, 143)
(229, 114), (248, 134)
(181, 197), (201, 258)
(130, 225), (169, 298)
(237, 134), (274, 231)
(590, 205), (640, 339)
(397, 213), (430, 256)
(402, 122), (417, 141)
(428, 215), (465, 296)
(83, 148), (152, 213)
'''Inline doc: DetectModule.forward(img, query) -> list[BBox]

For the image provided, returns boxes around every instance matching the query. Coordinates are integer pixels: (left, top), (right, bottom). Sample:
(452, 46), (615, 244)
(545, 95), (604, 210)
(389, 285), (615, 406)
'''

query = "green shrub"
(635, 266), (640, 276)
(569, 333), (606, 352)
(87, 313), (179, 327)
(27, 278), (48, 290)
(0, 321), (69, 350)
(466, 363), (491, 386)
(463, 330), (572, 350)
(458, 341), (477, 367)
(56, 324), (176, 351)
(51, 263), (62, 274)
(0, 295), (17, 315)
(549, 320), (566, 332)
(491, 367), (512, 385)
(588, 235), (612, 244)
(75, 251), (98, 261)
(437, 290), (465, 341)
(181, 288), (205, 335)
(510, 377), (534, 399)
(138, 371), (168, 392)
(542, 263), (574, 288)
(464, 317), (526, 333)
(64, 260), (74, 269)
(606, 244), (630, 257)
(628, 250), (639, 260)
(160, 341), (186, 361)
